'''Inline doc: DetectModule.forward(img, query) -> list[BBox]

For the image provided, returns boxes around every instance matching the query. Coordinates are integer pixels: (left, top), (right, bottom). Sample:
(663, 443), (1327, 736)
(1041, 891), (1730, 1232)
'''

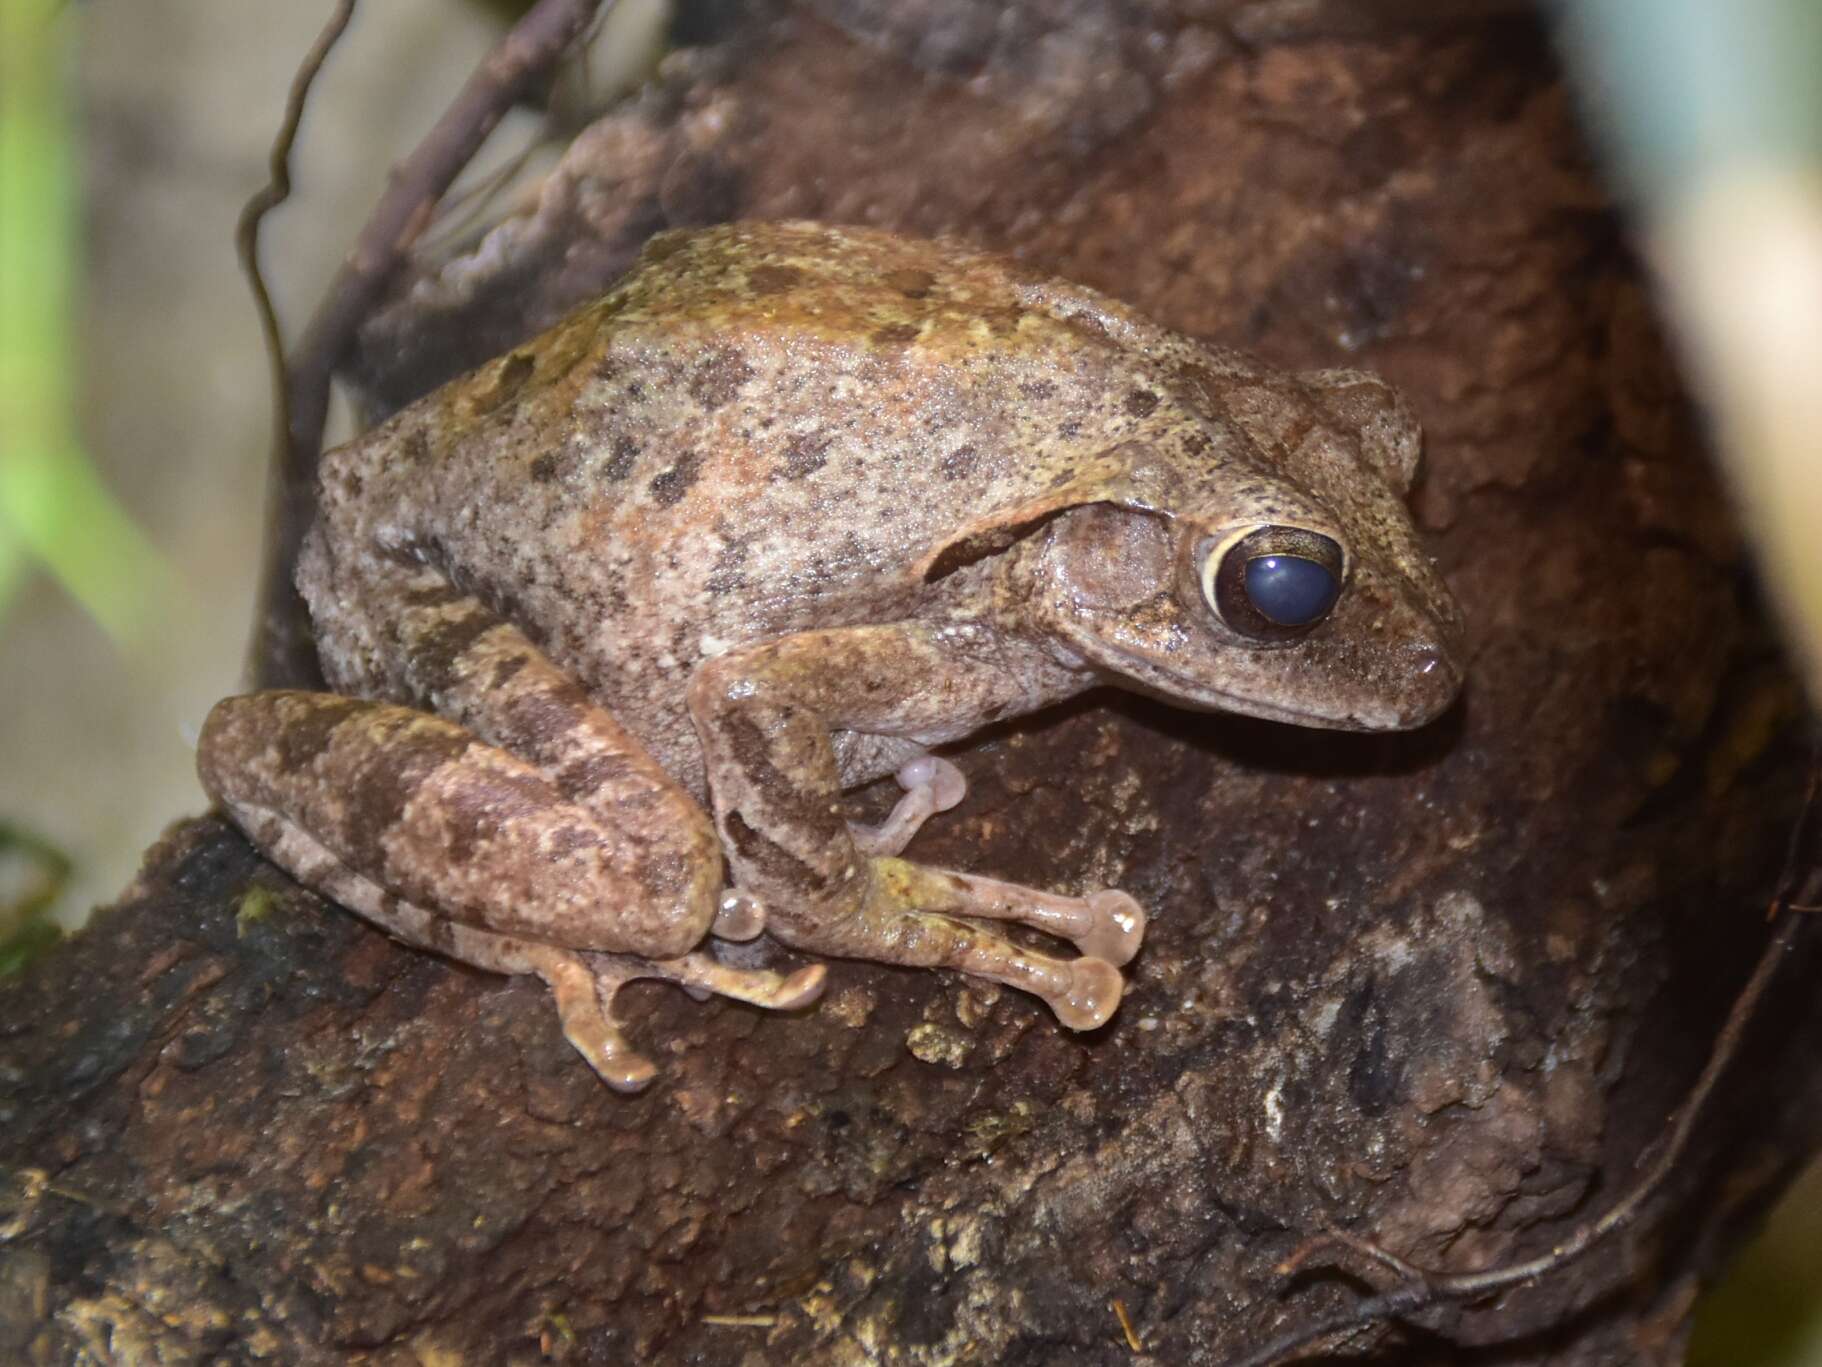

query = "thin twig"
(1227, 758), (1822, 1367)
(252, 0), (610, 688)
(234, 0), (357, 512)
(235, 0), (357, 692)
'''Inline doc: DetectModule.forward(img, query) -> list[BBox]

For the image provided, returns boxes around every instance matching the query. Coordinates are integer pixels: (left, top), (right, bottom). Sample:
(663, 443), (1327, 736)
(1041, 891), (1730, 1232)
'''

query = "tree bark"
(4, 4), (1816, 1363)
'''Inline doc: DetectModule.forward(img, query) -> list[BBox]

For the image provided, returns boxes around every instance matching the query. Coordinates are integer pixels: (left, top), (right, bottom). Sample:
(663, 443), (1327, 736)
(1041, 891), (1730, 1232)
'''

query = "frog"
(198, 220), (1464, 1091)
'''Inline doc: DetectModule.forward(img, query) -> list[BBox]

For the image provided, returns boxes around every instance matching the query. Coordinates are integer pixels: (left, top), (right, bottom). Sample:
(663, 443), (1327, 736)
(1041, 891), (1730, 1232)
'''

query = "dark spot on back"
(1019, 380), (1057, 401)
(747, 264), (805, 294)
(781, 431), (833, 479)
(940, 444), (978, 481)
(884, 268), (936, 299)
(706, 537), (751, 593)
(871, 322), (920, 347)
(689, 348), (756, 410)
(1124, 389), (1160, 417)
(649, 452), (702, 507)
(399, 428), (432, 466)
(1176, 363), (1233, 413)
(530, 453), (559, 482)
(603, 434), (640, 481)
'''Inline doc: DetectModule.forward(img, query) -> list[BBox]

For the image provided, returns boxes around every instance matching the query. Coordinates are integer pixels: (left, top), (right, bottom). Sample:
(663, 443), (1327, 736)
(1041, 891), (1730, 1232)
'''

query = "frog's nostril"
(1404, 641), (1464, 722)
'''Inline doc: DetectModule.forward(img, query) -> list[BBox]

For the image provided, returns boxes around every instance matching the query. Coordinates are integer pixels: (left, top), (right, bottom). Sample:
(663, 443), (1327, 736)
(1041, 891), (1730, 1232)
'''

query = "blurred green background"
(0, 4), (1814, 1361)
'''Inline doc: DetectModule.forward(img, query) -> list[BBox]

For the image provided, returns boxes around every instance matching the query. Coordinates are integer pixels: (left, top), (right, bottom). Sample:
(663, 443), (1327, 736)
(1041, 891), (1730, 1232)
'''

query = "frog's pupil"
(1244, 554), (1339, 626)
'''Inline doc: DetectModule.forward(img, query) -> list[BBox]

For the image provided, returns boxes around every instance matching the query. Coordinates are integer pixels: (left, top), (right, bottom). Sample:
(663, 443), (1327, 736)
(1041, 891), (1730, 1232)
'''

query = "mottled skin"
(199, 221), (1464, 1090)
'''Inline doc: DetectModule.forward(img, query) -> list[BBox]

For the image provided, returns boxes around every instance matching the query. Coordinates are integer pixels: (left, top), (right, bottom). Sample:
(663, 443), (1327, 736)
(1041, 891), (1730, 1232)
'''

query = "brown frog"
(199, 221), (1464, 1090)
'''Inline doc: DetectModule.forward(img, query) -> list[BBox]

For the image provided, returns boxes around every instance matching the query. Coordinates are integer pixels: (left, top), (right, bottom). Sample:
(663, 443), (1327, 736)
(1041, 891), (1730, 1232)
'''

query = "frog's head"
(1018, 371), (1464, 732)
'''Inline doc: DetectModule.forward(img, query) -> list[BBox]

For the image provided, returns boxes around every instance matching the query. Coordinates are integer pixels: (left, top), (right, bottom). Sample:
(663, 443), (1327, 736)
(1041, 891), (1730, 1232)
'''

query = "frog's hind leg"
(214, 792), (823, 1092)
(320, 558), (741, 946)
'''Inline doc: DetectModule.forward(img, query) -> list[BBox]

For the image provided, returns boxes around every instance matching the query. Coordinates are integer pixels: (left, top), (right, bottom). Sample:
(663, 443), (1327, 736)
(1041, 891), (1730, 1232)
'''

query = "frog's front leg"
(687, 620), (1145, 1028)
(198, 574), (823, 1090)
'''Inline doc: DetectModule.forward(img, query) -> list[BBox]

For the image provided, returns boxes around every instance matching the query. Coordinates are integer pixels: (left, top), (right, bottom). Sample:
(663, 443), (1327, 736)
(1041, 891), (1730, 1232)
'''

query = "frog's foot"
(785, 857), (1128, 1031)
(532, 950), (663, 1092)
(563, 951), (827, 1088)
(487, 947), (825, 1092)
(849, 755), (968, 857)
(917, 869), (1146, 967)
(213, 798), (823, 1091)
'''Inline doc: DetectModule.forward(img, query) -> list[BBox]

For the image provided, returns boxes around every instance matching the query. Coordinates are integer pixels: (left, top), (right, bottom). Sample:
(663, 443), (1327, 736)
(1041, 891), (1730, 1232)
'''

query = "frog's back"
(332, 224), (1225, 639)
(310, 223), (1286, 775)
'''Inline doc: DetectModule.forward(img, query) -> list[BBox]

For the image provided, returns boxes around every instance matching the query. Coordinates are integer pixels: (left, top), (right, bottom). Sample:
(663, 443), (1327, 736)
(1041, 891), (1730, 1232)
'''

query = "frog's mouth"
(1056, 580), (1464, 734)
(1092, 639), (1460, 733)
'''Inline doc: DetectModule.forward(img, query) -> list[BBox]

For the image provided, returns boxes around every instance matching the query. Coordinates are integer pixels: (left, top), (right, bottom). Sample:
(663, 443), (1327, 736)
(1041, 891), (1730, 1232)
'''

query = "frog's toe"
(774, 963), (829, 1009)
(538, 952), (661, 1091)
(638, 952), (827, 1012)
(851, 756), (970, 857)
(1078, 890), (1147, 967)
(1050, 956), (1124, 1031)
(598, 1051), (660, 1093)
(880, 861), (1149, 966)
(896, 754), (966, 812)
(791, 875), (1131, 1033)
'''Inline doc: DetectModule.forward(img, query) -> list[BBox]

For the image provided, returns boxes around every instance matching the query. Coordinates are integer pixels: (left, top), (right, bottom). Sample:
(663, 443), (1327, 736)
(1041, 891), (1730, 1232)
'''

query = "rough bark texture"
(4, 3), (1818, 1363)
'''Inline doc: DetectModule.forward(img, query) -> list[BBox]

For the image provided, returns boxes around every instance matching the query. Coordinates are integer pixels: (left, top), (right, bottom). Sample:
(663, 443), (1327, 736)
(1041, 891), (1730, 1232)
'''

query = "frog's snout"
(1394, 637), (1465, 728)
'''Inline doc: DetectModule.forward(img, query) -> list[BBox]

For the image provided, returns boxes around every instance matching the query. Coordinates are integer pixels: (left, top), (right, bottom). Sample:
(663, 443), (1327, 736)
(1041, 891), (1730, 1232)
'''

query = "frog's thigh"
(198, 691), (706, 957)
(368, 567), (727, 930)
(687, 622), (1127, 1029)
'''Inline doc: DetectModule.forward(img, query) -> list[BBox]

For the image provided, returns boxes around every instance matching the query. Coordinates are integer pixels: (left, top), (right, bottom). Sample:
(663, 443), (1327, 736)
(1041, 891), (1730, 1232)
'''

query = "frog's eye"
(1201, 526), (1345, 641)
